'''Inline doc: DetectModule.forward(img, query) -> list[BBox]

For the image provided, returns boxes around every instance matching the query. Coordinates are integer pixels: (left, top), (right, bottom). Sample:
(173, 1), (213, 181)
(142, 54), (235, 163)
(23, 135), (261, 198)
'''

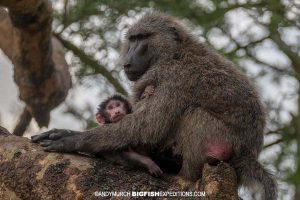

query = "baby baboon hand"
(148, 163), (163, 177)
(140, 85), (155, 100)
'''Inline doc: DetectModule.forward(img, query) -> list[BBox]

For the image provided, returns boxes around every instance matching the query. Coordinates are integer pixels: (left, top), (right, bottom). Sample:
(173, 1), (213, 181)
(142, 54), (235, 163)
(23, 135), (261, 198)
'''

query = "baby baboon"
(32, 12), (276, 199)
(140, 85), (155, 100)
(95, 94), (163, 177)
(96, 94), (132, 124)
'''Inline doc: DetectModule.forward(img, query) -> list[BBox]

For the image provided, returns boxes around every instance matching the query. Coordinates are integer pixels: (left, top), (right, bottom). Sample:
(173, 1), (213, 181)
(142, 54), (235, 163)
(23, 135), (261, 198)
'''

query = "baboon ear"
(169, 26), (182, 43)
(96, 113), (106, 124)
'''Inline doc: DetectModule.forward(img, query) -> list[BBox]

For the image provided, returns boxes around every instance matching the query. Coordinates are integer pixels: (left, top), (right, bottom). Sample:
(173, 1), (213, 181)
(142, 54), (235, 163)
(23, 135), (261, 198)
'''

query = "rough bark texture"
(0, 127), (239, 200)
(0, 126), (10, 136)
(0, 0), (71, 133)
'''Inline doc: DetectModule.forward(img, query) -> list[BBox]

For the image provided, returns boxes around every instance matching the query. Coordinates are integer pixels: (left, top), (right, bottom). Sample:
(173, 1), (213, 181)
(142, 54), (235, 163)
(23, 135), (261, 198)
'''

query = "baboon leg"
(179, 157), (204, 181)
(177, 107), (233, 180)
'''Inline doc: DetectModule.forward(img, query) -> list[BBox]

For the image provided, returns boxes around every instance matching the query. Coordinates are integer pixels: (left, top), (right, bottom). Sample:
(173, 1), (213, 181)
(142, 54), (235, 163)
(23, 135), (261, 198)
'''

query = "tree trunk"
(0, 127), (239, 200)
(0, 0), (71, 134)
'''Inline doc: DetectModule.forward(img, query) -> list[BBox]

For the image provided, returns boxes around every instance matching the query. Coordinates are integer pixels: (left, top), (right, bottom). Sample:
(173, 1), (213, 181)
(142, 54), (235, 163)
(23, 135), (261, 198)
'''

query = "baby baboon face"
(96, 95), (131, 124)
(105, 100), (128, 123)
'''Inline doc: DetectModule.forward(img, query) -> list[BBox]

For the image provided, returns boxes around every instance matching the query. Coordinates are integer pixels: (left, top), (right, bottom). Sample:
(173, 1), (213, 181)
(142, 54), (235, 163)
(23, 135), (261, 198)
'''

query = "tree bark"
(0, 0), (71, 133)
(0, 126), (239, 200)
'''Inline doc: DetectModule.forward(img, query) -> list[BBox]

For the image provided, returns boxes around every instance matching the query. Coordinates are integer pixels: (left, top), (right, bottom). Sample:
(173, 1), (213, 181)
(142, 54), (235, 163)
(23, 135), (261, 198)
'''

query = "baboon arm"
(32, 83), (187, 154)
(80, 84), (185, 153)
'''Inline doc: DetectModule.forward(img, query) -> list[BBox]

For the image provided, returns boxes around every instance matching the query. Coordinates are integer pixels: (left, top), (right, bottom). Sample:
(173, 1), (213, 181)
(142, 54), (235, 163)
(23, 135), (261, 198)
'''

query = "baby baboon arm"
(32, 83), (187, 154)
(122, 150), (163, 177)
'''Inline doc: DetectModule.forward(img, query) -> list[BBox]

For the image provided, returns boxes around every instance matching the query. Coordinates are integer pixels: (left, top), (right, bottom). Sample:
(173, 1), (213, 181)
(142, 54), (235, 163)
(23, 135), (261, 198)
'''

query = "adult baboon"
(32, 12), (277, 199)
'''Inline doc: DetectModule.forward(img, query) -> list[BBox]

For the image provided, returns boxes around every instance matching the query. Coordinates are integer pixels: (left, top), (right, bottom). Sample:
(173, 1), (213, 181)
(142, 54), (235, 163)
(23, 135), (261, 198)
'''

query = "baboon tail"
(232, 157), (277, 200)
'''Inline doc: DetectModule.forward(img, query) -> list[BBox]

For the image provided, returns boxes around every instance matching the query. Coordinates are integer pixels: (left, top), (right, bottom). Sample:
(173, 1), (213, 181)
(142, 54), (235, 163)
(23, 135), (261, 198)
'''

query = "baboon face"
(123, 32), (152, 81)
(104, 100), (128, 123)
(96, 95), (131, 124)
(96, 100), (128, 124)
(122, 13), (182, 81)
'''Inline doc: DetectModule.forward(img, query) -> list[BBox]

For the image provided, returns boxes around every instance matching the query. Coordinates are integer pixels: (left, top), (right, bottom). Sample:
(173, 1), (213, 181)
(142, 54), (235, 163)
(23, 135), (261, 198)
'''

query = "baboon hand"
(31, 129), (82, 152)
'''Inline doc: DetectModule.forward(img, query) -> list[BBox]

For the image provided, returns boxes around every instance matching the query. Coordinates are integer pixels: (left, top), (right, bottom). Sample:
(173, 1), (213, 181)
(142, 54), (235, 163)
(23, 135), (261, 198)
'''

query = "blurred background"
(0, 0), (299, 199)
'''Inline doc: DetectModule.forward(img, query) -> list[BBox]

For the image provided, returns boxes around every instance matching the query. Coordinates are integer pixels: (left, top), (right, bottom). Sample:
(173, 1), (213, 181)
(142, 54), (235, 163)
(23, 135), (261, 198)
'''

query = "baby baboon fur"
(95, 94), (163, 177)
(32, 12), (277, 199)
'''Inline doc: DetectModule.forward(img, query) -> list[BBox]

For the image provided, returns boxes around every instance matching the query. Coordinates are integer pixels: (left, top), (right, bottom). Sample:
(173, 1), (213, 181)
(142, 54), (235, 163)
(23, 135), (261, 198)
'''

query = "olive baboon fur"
(32, 12), (277, 200)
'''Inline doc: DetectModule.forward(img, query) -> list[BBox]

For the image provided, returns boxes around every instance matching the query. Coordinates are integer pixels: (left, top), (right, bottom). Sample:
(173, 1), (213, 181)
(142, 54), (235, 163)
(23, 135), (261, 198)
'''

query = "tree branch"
(0, 130), (239, 199)
(245, 9), (300, 74)
(264, 138), (283, 149)
(0, 9), (13, 59)
(0, 0), (72, 134)
(270, 33), (300, 73)
(218, 26), (291, 74)
(54, 33), (127, 95)
(12, 108), (32, 136)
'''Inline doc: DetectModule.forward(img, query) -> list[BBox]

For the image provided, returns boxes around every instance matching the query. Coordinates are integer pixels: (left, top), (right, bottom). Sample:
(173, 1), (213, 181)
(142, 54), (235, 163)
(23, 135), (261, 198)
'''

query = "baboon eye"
(129, 33), (151, 41)
(169, 27), (181, 42)
(136, 33), (151, 40)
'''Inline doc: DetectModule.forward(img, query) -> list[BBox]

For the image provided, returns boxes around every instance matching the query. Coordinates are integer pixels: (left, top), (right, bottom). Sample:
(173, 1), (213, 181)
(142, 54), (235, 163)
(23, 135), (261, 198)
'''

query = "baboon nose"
(124, 63), (131, 69)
